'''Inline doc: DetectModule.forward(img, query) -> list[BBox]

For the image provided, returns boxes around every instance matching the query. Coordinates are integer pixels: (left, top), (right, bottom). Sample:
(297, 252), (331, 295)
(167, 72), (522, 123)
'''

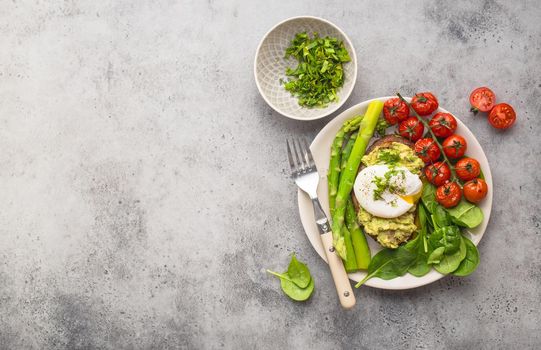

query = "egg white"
(353, 165), (422, 219)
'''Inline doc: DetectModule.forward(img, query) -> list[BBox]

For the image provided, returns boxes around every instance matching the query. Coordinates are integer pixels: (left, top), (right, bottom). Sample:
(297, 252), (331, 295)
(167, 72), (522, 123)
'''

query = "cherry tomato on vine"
(398, 117), (424, 142)
(424, 161), (451, 186)
(383, 98), (409, 125)
(436, 182), (462, 208)
(442, 134), (467, 159)
(411, 92), (439, 116)
(414, 138), (440, 163)
(429, 112), (457, 138)
(488, 103), (516, 129)
(455, 157), (480, 181)
(463, 178), (488, 203)
(470, 87), (496, 114)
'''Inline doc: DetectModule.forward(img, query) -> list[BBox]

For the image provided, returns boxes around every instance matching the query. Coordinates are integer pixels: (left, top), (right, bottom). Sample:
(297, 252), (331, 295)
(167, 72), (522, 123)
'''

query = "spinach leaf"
(446, 199), (484, 228)
(287, 254), (311, 288)
(428, 226), (461, 255)
(406, 209), (430, 277)
(407, 238), (430, 277)
(355, 245), (416, 287)
(418, 204), (429, 253)
(427, 247), (445, 264)
(280, 275), (315, 301)
(453, 236), (480, 276)
(267, 255), (315, 301)
(421, 183), (437, 213)
(422, 183), (483, 229)
(408, 254), (430, 277)
(434, 236), (467, 274)
(432, 204), (451, 228)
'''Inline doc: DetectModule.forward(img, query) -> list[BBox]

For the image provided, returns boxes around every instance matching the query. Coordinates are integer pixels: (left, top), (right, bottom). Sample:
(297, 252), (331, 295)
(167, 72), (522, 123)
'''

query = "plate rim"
(253, 15), (358, 121)
(297, 96), (493, 290)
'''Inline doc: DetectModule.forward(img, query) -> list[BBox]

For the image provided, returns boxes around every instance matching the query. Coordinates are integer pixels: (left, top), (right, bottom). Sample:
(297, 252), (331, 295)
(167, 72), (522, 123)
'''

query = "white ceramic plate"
(254, 16), (357, 120)
(298, 97), (493, 290)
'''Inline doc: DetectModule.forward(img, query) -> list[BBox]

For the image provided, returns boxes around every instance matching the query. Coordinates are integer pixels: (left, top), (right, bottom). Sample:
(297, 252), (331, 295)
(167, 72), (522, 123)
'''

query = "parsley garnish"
(371, 169), (406, 200)
(372, 175), (387, 200)
(378, 150), (400, 165)
(375, 117), (390, 137)
(283, 32), (351, 108)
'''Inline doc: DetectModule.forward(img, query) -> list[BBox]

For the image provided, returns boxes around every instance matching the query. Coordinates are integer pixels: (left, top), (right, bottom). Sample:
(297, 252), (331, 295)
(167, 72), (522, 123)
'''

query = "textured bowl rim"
(254, 16), (358, 121)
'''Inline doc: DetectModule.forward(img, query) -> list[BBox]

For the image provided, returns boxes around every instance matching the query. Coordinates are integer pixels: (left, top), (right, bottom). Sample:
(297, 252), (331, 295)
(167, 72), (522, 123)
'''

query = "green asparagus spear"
(343, 115), (364, 132)
(340, 132), (357, 172)
(331, 100), (384, 259)
(328, 116), (363, 217)
(328, 129), (345, 217)
(345, 198), (371, 269)
(342, 226), (358, 273)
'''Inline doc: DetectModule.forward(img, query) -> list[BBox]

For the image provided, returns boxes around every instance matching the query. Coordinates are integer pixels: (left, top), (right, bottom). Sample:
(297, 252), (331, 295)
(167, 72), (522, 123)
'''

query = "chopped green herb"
(375, 117), (390, 137)
(283, 32), (351, 108)
(378, 150), (400, 165)
(371, 169), (406, 200)
(372, 175), (386, 200)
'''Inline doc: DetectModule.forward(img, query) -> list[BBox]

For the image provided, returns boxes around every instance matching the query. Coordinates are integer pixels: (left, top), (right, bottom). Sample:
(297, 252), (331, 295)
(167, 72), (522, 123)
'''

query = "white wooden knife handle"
(321, 232), (356, 309)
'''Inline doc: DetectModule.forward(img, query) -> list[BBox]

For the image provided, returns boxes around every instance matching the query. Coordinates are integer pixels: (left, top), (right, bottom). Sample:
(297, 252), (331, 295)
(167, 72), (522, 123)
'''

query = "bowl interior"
(255, 17), (357, 120)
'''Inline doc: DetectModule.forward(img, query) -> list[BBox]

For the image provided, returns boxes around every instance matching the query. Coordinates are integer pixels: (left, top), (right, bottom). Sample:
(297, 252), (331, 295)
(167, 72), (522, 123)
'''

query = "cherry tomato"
(411, 92), (439, 116)
(442, 134), (467, 159)
(470, 87), (496, 114)
(455, 157), (481, 181)
(398, 117), (424, 142)
(424, 161), (451, 186)
(429, 112), (457, 138)
(488, 103), (516, 129)
(414, 138), (441, 163)
(463, 178), (488, 203)
(383, 98), (409, 125)
(436, 182), (462, 208)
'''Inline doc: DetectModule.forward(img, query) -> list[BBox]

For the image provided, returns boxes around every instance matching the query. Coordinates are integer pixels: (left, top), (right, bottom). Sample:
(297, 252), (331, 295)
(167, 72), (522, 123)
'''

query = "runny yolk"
(400, 189), (422, 204)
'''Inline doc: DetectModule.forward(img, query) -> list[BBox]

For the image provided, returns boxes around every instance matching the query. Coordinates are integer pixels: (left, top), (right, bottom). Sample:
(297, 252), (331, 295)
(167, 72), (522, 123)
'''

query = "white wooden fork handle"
(312, 198), (356, 309)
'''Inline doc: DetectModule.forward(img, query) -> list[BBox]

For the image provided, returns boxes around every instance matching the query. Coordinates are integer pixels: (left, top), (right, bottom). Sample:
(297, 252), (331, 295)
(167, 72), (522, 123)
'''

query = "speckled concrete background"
(0, 0), (539, 349)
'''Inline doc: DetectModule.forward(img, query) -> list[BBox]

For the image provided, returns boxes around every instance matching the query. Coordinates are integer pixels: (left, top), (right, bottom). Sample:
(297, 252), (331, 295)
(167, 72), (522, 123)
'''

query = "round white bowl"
(254, 16), (357, 121)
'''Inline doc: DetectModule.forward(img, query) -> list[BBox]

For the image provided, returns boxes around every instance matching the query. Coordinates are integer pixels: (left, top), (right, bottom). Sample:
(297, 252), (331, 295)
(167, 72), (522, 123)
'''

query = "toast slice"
(351, 135), (419, 248)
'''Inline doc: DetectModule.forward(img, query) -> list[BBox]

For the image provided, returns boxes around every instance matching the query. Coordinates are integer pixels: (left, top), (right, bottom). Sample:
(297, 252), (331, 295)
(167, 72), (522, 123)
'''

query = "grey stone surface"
(0, 0), (539, 349)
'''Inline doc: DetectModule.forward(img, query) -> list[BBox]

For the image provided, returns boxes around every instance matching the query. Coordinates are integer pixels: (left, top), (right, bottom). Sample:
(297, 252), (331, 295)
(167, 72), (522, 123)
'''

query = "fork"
(287, 138), (356, 309)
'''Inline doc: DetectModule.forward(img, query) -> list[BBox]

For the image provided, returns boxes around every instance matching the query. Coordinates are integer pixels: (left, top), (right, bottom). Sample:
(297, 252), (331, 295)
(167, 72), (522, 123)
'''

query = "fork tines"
(286, 138), (315, 175)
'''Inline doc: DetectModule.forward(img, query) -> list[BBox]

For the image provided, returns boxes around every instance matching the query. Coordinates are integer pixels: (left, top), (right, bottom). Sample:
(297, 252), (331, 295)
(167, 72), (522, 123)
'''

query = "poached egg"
(353, 164), (422, 219)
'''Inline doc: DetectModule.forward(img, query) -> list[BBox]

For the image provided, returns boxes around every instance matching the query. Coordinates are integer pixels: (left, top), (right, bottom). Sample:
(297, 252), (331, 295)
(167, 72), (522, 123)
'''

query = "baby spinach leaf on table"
(267, 255), (315, 301)
(445, 199), (484, 229)
(453, 236), (480, 276)
(287, 254), (311, 288)
(428, 226), (461, 255)
(434, 236), (467, 274)
(266, 270), (294, 282)
(280, 275), (315, 301)
(427, 247), (445, 265)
